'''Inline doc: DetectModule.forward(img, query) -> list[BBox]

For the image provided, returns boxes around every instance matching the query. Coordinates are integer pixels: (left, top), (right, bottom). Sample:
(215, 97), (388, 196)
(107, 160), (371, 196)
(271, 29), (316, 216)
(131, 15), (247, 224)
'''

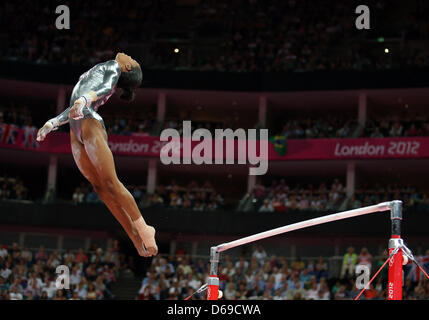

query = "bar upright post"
(207, 246), (220, 300)
(387, 200), (403, 300)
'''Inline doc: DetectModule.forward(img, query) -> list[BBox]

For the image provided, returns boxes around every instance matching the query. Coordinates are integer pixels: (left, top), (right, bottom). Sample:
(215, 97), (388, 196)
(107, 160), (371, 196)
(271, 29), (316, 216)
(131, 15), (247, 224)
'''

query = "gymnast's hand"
(37, 119), (58, 142)
(69, 98), (85, 120)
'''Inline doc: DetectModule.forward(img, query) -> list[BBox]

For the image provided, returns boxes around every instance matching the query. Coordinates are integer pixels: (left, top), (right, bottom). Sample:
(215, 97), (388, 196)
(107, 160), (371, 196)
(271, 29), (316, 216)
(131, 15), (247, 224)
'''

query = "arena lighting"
(174, 48), (180, 53)
(385, 48), (390, 53)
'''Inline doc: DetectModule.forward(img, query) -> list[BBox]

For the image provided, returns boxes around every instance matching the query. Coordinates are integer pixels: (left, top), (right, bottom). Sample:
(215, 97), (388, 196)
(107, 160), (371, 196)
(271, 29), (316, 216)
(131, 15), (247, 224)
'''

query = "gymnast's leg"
(80, 118), (157, 256)
(70, 126), (157, 257)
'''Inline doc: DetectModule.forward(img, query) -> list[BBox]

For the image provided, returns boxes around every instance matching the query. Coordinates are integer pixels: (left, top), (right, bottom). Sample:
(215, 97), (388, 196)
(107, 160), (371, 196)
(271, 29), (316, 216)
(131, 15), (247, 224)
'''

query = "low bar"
(216, 201), (394, 253)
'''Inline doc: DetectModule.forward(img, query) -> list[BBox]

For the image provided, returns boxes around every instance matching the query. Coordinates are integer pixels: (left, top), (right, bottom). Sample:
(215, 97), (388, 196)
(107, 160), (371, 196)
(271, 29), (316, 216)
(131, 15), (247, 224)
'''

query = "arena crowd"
(0, 242), (122, 300)
(2, 0), (429, 73)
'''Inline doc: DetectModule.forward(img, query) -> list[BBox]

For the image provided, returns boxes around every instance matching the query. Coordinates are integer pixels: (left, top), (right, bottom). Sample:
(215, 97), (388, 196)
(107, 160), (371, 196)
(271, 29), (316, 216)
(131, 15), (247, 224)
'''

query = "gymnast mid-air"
(37, 53), (157, 257)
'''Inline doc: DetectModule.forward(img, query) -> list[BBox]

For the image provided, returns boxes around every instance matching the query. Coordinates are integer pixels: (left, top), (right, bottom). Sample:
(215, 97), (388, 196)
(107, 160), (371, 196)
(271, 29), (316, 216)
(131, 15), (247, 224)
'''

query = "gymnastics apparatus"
(186, 200), (429, 301)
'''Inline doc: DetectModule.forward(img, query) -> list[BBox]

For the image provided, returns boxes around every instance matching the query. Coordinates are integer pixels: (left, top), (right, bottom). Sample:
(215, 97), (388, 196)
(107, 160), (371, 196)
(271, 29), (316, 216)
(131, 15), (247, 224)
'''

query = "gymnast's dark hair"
(117, 66), (142, 102)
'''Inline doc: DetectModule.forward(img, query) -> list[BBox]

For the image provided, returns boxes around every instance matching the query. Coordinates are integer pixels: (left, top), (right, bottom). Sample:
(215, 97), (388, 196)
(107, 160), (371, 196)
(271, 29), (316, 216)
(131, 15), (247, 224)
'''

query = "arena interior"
(0, 0), (429, 302)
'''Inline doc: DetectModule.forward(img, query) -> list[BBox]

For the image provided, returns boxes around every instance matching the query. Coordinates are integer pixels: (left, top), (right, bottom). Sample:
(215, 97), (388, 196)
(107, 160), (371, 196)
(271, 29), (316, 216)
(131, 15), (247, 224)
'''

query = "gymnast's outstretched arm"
(36, 106), (71, 142)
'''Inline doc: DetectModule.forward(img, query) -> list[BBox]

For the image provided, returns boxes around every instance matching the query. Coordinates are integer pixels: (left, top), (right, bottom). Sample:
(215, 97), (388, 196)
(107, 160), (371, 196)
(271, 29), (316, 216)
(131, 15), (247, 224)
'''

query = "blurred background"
(0, 0), (428, 300)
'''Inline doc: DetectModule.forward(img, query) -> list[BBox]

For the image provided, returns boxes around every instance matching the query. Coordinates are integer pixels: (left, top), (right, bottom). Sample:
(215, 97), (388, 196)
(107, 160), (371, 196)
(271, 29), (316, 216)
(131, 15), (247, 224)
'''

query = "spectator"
(224, 282), (237, 300)
(39, 291), (49, 300)
(334, 284), (349, 300)
(42, 278), (57, 299)
(27, 272), (43, 291)
(138, 285), (154, 300)
(357, 247), (373, 274)
(74, 248), (88, 264)
(252, 245), (268, 266)
(76, 282), (87, 299)
(363, 284), (378, 300)
(1, 261), (12, 280)
(72, 188), (85, 204)
(389, 121), (404, 137)
(9, 286), (23, 300)
(0, 277), (9, 293)
(35, 246), (48, 261)
(291, 280), (307, 299)
(86, 188), (100, 203)
(235, 256), (250, 270)
(21, 247), (32, 262)
(25, 282), (40, 300)
(347, 195), (362, 209)
(0, 245), (8, 259)
(370, 127), (384, 138)
(259, 199), (274, 212)
(405, 123), (421, 137)
(306, 282), (319, 300)
(340, 247), (358, 279)
(53, 290), (67, 300)
(69, 291), (81, 300)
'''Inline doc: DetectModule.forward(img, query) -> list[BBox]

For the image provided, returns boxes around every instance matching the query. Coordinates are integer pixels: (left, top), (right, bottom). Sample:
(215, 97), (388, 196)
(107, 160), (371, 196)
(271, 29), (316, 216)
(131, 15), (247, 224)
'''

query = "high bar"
(215, 201), (398, 253)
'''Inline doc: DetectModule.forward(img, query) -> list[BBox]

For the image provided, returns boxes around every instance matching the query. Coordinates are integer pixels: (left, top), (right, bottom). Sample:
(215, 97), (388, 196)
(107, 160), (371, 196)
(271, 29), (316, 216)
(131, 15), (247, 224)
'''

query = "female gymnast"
(36, 53), (157, 257)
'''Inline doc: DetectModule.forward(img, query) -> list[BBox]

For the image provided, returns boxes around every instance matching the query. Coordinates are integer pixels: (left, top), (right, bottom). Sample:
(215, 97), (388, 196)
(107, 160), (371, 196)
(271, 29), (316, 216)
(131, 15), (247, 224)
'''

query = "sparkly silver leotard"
(54, 60), (121, 143)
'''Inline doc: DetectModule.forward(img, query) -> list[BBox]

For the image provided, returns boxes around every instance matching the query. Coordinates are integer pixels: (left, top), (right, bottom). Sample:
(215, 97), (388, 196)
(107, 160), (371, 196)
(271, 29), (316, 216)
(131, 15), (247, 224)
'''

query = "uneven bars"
(215, 201), (394, 253)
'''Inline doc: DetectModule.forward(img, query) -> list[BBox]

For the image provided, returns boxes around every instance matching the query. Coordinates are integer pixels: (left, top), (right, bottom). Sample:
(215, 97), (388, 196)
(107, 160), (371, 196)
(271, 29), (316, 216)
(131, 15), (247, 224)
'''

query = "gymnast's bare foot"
(140, 225), (158, 257)
(133, 217), (158, 257)
(130, 233), (146, 257)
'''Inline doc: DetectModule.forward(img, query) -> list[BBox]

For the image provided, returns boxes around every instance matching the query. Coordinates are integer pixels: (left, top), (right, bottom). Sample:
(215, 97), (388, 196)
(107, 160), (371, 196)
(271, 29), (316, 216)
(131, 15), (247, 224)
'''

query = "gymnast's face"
(115, 52), (140, 72)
